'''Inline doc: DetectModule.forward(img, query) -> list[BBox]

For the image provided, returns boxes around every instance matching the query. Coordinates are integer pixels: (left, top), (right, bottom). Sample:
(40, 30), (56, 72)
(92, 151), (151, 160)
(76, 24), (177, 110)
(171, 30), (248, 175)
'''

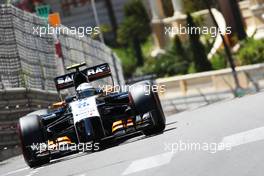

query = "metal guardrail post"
(205, 0), (243, 97)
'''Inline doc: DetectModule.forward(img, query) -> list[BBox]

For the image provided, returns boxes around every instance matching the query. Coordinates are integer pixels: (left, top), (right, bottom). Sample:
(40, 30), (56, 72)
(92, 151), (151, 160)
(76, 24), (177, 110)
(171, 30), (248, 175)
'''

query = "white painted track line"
(222, 126), (264, 147)
(1, 167), (29, 176)
(122, 152), (173, 175)
(122, 126), (264, 175)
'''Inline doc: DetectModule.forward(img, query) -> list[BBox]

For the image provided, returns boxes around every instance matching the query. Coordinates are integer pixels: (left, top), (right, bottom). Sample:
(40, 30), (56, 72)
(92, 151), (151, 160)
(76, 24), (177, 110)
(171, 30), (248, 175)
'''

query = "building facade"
(46, 0), (129, 42)
(3, 0), (129, 42)
(146, 0), (264, 55)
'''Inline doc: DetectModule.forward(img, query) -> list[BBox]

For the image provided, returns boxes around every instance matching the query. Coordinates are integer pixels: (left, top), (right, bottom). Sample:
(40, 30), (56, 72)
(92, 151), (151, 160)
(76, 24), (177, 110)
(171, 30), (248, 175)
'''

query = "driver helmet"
(76, 83), (96, 98)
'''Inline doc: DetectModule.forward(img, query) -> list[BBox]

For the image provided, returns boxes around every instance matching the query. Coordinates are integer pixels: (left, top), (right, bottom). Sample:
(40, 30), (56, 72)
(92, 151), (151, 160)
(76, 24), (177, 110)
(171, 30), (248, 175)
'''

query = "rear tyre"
(18, 115), (50, 168)
(129, 80), (166, 136)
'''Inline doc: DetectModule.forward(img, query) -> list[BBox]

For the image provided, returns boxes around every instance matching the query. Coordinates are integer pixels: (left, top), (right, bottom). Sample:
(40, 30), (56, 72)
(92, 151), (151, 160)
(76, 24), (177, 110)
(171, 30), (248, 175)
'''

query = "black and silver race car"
(18, 63), (165, 168)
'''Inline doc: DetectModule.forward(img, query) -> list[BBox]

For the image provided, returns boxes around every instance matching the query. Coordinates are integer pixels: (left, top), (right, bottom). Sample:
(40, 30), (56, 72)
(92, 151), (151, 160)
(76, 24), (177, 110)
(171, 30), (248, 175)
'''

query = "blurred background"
(3, 0), (263, 77)
(2, 0), (264, 116)
(2, 0), (264, 161)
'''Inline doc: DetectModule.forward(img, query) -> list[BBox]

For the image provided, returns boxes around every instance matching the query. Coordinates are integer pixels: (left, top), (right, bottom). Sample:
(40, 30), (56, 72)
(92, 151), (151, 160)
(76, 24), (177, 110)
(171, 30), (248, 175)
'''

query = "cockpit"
(76, 83), (99, 99)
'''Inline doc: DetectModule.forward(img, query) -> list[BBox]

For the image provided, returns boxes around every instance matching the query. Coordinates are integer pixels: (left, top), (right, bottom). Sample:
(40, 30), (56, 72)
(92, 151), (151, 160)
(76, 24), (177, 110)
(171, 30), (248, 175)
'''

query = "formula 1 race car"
(18, 63), (165, 168)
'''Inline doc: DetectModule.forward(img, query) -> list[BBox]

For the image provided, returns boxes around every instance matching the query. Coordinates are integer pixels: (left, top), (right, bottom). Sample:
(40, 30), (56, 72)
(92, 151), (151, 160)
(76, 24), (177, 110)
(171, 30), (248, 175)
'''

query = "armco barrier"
(0, 88), (62, 161)
(157, 63), (264, 115)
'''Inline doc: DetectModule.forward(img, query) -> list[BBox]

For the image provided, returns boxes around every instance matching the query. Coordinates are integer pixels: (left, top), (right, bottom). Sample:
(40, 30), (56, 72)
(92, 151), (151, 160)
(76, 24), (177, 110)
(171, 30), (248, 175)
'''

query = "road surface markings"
(122, 152), (173, 175)
(24, 169), (38, 176)
(222, 126), (264, 147)
(75, 174), (86, 176)
(1, 167), (29, 176)
(24, 167), (43, 176)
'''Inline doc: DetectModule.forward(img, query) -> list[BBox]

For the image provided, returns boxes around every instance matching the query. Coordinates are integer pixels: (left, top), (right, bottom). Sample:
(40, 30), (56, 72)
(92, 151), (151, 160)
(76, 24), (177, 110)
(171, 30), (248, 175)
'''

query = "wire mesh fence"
(0, 4), (125, 91)
(0, 4), (57, 90)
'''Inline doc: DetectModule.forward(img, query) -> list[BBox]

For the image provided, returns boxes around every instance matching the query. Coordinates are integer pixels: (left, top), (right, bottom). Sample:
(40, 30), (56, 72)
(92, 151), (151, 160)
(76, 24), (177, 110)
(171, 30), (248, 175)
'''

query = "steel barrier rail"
(0, 88), (62, 158)
(157, 63), (264, 97)
(157, 63), (264, 116)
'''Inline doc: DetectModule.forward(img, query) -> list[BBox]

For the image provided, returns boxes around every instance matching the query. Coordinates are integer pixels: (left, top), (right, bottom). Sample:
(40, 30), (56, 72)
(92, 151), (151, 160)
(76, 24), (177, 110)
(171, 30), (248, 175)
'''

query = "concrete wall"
(158, 63), (264, 115)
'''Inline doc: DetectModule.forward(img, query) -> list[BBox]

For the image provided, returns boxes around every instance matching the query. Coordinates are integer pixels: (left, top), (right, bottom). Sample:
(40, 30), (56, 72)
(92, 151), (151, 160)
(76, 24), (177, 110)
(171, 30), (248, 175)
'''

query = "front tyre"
(18, 115), (50, 168)
(143, 91), (166, 135)
(129, 80), (166, 136)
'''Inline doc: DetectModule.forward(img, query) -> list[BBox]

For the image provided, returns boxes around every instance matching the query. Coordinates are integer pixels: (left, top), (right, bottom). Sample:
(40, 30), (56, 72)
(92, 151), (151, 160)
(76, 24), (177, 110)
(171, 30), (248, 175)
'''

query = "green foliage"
(187, 62), (197, 73)
(237, 38), (264, 65)
(91, 24), (111, 40)
(117, 0), (150, 45)
(143, 36), (190, 77)
(117, 0), (151, 66)
(182, 0), (217, 13)
(211, 50), (227, 70)
(112, 47), (137, 78)
(139, 58), (156, 76)
(113, 37), (153, 78)
(154, 55), (189, 77)
(202, 34), (215, 55)
(187, 13), (212, 72)
(182, 0), (206, 13)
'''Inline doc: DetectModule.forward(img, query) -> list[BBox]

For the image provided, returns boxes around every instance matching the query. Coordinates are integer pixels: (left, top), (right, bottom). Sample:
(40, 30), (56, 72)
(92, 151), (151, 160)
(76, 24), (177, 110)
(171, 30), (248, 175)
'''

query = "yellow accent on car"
(57, 136), (71, 143)
(112, 118), (135, 133)
(52, 101), (66, 109)
(112, 120), (124, 133)
(48, 136), (72, 150)
(126, 119), (134, 127)
(48, 140), (54, 145)
(66, 62), (86, 70)
(48, 140), (56, 149)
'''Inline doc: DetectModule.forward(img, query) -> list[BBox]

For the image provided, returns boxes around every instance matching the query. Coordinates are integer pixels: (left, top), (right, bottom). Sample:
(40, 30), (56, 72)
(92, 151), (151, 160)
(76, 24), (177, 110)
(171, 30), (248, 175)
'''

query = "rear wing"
(54, 63), (112, 91)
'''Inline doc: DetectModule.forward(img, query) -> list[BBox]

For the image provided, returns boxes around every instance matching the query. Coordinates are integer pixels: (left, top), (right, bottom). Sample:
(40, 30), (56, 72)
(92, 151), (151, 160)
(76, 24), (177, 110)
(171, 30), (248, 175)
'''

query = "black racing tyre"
(129, 80), (166, 135)
(18, 115), (50, 168)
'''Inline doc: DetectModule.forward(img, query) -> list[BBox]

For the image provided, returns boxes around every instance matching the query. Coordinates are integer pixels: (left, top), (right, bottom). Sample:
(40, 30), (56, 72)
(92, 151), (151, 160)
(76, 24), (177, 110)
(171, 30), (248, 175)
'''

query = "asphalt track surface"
(1, 92), (264, 176)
